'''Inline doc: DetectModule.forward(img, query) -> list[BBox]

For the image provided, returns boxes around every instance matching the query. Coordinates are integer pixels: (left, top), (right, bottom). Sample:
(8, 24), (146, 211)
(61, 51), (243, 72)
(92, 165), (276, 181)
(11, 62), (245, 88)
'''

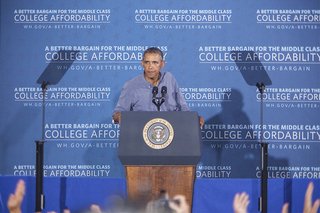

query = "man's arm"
(111, 84), (131, 123)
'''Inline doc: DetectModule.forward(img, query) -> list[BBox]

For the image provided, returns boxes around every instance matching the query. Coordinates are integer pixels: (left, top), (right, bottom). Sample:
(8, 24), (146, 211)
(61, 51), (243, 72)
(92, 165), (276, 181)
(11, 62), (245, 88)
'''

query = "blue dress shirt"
(111, 71), (190, 118)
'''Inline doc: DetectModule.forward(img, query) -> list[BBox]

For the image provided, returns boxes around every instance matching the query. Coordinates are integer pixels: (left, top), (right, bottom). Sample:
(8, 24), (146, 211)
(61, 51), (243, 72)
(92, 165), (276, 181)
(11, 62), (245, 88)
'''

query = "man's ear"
(161, 61), (166, 68)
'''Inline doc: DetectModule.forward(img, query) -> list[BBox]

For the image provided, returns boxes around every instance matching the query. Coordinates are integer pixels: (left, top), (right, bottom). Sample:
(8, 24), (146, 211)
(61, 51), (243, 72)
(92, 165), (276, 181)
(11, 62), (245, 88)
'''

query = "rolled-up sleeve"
(111, 84), (132, 119)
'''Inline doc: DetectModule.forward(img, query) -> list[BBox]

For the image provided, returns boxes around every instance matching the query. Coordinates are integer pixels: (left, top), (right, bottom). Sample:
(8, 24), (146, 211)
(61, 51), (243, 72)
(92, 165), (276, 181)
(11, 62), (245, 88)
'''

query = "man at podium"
(111, 47), (204, 128)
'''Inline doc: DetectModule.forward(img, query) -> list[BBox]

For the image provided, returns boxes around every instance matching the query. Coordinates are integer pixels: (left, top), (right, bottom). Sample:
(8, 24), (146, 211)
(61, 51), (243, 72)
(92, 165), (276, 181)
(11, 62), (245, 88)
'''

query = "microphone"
(152, 87), (158, 101)
(159, 86), (167, 109)
(152, 87), (158, 109)
(256, 83), (265, 94)
(161, 86), (167, 100)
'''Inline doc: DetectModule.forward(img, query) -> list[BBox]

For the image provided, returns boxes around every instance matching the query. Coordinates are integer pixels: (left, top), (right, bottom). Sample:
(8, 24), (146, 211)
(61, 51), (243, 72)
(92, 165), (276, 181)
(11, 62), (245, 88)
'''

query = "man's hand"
(113, 112), (122, 125)
(199, 116), (204, 129)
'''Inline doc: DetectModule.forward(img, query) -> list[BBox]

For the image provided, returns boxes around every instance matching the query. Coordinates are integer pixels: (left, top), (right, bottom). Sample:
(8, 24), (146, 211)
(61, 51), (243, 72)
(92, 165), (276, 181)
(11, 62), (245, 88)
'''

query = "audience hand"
(233, 192), (250, 213)
(303, 182), (320, 213)
(281, 202), (289, 213)
(7, 179), (25, 213)
(281, 182), (319, 213)
(47, 210), (70, 213)
(90, 204), (102, 213)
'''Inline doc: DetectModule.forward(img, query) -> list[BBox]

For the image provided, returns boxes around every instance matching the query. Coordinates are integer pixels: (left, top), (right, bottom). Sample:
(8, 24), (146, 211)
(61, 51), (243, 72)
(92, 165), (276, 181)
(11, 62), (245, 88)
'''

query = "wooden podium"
(118, 111), (202, 209)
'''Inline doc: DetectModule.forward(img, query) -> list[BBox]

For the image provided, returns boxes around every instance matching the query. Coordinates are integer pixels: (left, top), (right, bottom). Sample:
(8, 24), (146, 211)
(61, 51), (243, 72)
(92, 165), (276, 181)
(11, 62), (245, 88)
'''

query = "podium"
(118, 111), (202, 209)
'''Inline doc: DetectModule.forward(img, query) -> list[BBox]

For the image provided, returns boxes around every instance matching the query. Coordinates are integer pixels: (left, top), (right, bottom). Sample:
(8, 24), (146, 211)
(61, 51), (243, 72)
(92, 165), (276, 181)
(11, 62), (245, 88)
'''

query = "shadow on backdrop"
(0, 50), (80, 175)
(200, 89), (260, 178)
(199, 51), (290, 178)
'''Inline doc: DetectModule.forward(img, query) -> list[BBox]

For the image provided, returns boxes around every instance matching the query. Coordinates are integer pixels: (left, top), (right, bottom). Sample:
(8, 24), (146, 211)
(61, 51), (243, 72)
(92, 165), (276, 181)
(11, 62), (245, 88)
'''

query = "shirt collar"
(142, 71), (164, 88)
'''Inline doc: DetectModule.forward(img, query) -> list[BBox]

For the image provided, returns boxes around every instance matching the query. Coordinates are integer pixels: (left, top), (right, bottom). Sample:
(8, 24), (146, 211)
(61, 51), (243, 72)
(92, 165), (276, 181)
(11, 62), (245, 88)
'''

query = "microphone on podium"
(152, 86), (158, 106)
(161, 86), (167, 101)
(151, 86), (167, 111)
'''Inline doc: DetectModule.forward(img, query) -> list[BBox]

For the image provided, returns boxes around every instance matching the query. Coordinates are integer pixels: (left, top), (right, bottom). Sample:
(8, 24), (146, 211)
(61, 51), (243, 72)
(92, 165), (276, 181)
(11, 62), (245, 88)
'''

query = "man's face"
(141, 53), (165, 81)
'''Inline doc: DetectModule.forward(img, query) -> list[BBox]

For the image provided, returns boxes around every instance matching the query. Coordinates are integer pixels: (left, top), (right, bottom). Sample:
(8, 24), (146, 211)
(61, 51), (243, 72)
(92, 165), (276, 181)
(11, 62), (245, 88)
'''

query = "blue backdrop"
(1, 0), (319, 181)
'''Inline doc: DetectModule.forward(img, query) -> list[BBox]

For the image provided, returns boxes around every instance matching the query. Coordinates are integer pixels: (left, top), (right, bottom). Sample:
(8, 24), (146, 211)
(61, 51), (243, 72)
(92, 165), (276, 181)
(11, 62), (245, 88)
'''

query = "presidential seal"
(143, 118), (174, 149)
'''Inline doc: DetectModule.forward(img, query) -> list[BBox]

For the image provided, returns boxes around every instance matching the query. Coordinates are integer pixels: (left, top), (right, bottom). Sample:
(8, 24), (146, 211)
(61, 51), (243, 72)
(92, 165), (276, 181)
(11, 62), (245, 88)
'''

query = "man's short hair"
(143, 47), (163, 61)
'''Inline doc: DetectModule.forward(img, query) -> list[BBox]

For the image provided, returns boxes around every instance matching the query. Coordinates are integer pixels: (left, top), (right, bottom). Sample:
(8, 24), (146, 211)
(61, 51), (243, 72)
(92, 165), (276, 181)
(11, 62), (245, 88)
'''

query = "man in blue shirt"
(111, 47), (204, 128)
